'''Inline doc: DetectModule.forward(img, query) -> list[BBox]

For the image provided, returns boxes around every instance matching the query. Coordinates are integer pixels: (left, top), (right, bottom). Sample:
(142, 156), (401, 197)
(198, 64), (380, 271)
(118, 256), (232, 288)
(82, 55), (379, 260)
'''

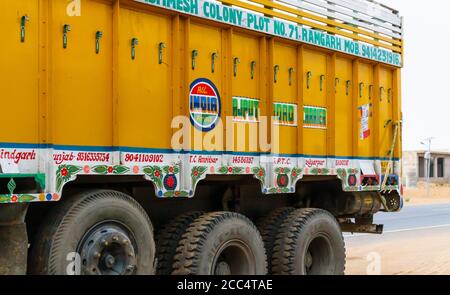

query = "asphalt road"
(345, 203), (450, 275)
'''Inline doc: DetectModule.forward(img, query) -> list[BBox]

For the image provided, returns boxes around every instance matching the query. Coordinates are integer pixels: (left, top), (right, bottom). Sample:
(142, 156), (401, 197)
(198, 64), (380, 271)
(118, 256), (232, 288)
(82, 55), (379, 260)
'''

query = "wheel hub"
(78, 224), (137, 275)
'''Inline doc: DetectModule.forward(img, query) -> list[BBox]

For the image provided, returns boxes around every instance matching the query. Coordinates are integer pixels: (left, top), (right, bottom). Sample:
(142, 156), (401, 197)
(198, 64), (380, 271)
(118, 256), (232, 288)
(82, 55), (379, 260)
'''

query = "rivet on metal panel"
(233, 57), (240, 77)
(63, 24), (71, 49)
(211, 52), (219, 73)
(289, 68), (295, 86)
(346, 80), (352, 96)
(192, 50), (199, 70)
(20, 16), (29, 43)
(95, 31), (103, 54)
(274, 65), (280, 83)
(250, 61), (257, 80)
(306, 71), (312, 89)
(320, 75), (325, 91)
(131, 38), (139, 60)
(159, 42), (166, 64)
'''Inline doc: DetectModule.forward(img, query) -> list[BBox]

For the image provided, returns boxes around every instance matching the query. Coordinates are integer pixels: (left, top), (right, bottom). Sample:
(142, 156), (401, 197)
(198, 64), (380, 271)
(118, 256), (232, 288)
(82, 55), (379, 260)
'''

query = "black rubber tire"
(155, 211), (204, 275)
(29, 190), (155, 275)
(172, 212), (267, 275)
(256, 207), (295, 274)
(272, 208), (346, 275)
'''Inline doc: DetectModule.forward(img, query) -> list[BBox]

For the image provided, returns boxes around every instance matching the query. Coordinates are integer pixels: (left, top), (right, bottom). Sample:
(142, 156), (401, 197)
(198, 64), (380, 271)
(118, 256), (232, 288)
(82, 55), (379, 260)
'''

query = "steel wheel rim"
(212, 239), (256, 275)
(77, 221), (138, 275)
(304, 234), (334, 275)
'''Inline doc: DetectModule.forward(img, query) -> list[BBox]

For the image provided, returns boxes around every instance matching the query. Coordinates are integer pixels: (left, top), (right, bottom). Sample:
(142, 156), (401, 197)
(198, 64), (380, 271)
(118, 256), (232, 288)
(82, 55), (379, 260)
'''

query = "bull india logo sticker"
(189, 78), (221, 131)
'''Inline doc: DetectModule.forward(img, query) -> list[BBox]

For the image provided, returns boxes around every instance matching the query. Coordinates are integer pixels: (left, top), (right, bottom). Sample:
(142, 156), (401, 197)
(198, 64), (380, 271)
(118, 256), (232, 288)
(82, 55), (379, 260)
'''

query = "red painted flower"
(280, 176), (287, 186)
(280, 168), (285, 174)
(11, 195), (18, 203)
(166, 176), (175, 188)
(318, 169), (322, 174)
(107, 166), (114, 174)
(175, 191), (180, 197)
(259, 170), (264, 177)
(292, 171), (297, 177)
(61, 168), (69, 177)
(133, 166), (140, 174)
(193, 170), (199, 177)
(154, 170), (161, 178)
(169, 167), (174, 173)
(228, 167), (233, 173)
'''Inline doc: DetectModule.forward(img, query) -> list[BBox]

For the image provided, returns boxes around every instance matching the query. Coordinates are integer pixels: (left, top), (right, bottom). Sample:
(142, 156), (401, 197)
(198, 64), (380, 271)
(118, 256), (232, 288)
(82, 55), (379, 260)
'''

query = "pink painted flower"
(210, 166), (215, 173)
(133, 166), (140, 174)
(246, 167), (251, 174)
(84, 165), (90, 173)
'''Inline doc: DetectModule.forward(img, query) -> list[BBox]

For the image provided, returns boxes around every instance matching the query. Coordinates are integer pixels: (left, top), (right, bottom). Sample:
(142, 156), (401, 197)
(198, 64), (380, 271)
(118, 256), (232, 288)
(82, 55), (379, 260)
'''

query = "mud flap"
(0, 204), (28, 275)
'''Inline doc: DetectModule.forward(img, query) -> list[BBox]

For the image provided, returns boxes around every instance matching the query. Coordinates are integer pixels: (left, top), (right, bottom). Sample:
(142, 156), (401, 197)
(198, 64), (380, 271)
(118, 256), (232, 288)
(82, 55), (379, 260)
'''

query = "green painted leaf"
(19, 195), (36, 203)
(7, 179), (16, 195)
(114, 165), (130, 174)
(92, 165), (108, 174)
(67, 165), (82, 174)
(0, 196), (11, 203)
(143, 167), (153, 175)
(218, 167), (229, 174)
(233, 167), (244, 174)
(56, 176), (63, 192)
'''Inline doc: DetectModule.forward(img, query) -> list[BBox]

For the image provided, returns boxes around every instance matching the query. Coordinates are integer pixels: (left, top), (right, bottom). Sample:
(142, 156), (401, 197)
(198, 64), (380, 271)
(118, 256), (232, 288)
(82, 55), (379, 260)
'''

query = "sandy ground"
(403, 182), (450, 205)
(345, 228), (450, 275)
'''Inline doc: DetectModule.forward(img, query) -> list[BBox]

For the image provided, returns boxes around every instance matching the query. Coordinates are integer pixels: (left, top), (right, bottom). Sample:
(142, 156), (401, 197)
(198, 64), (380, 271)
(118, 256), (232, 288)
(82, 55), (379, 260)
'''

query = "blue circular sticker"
(189, 78), (221, 132)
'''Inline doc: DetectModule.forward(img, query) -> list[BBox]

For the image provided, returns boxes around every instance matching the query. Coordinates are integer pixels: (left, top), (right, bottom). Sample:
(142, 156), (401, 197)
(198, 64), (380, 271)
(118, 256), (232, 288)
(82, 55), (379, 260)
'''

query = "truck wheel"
(29, 190), (155, 275)
(272, 208), (345, 275)
(155, 211), (203, 275)
(256, 207), (295, 274)
(172, 212), (267, 275)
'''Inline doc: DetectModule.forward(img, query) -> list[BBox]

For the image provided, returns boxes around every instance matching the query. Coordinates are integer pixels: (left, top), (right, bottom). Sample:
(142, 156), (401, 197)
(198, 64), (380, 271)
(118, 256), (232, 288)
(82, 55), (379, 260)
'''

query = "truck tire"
(29, 190), (155, 275)
(256, 207), (295, 274)
(155, 211), (203, 275)
(172, 212), (267, 275)
(272, 208), (345, 275)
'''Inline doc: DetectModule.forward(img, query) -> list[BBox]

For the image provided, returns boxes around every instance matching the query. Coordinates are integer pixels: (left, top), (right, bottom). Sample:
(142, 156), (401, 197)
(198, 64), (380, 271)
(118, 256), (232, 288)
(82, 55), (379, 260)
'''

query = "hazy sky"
(381, 0), (450, 151)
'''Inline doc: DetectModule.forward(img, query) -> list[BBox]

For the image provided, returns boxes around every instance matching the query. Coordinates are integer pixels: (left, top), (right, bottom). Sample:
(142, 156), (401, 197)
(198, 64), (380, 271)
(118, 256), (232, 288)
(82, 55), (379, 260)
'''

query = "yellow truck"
(0, 0), (403, 275)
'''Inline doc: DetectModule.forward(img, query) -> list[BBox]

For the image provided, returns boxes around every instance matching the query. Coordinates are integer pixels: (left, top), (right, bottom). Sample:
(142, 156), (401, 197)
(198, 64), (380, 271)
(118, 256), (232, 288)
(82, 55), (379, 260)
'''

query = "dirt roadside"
(403, 183), (450, 205)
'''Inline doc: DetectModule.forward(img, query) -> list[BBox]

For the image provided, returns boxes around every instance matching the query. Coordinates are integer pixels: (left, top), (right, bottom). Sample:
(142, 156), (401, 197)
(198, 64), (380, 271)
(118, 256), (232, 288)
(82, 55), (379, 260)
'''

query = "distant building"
(403, 151), (450, 187)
